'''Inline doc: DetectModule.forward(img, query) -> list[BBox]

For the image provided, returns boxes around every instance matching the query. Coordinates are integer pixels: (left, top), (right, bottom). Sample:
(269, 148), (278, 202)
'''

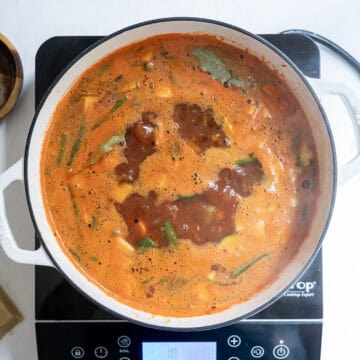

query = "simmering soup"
(41, 34), (318, 317)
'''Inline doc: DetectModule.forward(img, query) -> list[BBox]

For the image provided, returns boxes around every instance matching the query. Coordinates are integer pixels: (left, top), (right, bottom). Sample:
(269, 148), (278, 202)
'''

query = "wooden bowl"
(0, 33), (23, 119)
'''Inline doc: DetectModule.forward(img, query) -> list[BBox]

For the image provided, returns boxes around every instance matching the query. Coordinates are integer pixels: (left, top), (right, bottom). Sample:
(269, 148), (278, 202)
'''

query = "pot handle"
(307, 78), (360, 185)
(0, 158), (54, 267)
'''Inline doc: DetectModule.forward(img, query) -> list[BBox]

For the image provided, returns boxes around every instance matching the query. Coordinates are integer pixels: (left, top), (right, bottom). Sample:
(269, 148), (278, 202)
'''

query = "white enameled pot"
(1, 18), (360, 330)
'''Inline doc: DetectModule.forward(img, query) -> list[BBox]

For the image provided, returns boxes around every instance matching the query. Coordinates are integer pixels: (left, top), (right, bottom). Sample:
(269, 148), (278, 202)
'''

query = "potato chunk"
(111, 183), (133, 203)
(83, 95), (99, 112)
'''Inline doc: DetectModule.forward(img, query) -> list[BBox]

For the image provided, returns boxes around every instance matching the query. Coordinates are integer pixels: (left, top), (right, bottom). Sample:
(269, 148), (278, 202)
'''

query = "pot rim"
(23, 17), (337, 330)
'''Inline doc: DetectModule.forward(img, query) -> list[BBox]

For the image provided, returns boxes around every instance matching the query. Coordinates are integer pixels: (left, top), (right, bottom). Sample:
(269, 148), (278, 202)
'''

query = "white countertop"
(1, 1), (360, 359)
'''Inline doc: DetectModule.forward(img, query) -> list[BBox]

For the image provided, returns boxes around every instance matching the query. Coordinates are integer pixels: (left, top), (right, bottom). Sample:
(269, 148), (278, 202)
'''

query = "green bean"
(236, 155), (256, 166)
(91, 96), (127, 130)
(91, 216), (97, 229)
(69, 248), (81, 262)
(178, 194), (196, 201)
(97, 62), (110, 76)
(99, 135), (122, 153)
(67, 186), (80, 222)
(56, 133), (67, 165)
(92, 115), (108, 130)
(87, 134), (124, 165)
(142, 276), (155, 284)
(138, 237), (156, 253)
(67, 186), (84, 239)
(139, 237), (156, 247)
(111, 95), (127, 112)
(164, 220), (177, 245)
(231, 253), (269, 278)
(162, 277), (188, 291)
(111, 229), (120, 237)
(67, 123), (86, 166)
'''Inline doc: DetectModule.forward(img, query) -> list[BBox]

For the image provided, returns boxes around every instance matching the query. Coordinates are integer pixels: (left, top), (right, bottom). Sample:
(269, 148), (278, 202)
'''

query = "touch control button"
(94, 346), (108, 358)
(227, 335), (241, 348)
(250, 345), (265, 358)
(71, 346), (85, 359)
(119, 357), (131, 360)
(228, 357), (240, 360)
(273, 344), (290, 359)
(118, 336), (131, 348)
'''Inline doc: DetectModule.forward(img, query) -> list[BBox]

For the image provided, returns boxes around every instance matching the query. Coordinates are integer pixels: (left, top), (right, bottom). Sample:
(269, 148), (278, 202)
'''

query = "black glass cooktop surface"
(35, 34), (322, 322)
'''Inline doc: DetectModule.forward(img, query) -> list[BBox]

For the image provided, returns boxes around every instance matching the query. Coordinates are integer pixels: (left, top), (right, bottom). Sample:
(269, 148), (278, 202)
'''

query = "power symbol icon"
(273, 344), (290, 359)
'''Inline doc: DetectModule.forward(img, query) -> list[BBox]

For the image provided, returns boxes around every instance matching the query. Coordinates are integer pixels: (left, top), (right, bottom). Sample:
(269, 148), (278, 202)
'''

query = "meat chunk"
(114, 161), (263, 247)
(174, 103), (229, 151)
(115, 112), (157, 182)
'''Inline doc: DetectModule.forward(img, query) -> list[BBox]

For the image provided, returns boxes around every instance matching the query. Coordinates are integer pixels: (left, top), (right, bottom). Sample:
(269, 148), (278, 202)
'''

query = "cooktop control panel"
(36, 321), (321, 359)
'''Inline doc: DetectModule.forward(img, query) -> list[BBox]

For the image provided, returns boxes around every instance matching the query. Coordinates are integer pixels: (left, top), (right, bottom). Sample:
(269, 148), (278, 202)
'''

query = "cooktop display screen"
(142, 342), (217, 360)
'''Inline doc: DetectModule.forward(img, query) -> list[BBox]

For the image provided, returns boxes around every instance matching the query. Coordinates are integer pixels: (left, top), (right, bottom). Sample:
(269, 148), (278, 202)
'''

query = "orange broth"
(41, 34), (318, 317)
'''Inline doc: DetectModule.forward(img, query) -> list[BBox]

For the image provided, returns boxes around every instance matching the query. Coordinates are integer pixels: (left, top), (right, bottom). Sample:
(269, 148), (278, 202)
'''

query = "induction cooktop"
(35, 34), (322, 360)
